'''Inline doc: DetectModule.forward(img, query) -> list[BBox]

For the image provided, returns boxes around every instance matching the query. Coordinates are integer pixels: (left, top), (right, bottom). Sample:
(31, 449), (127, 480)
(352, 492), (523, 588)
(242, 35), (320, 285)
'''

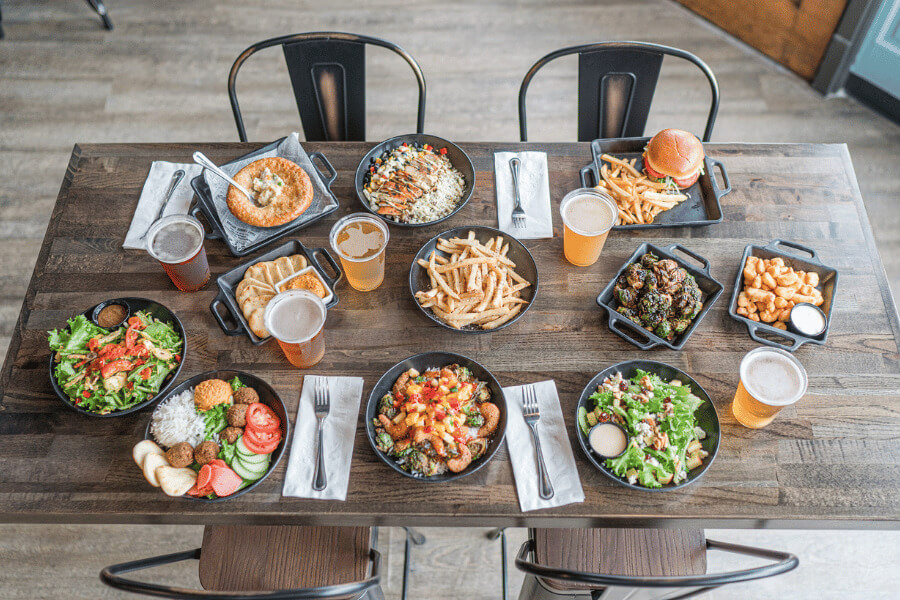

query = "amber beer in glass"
(330, 213), (389, 291)
(560, 189), (618, 267)
(731, 347), (808, 428)
(264, 290), (327, 368)
(145, 214), (210, 292)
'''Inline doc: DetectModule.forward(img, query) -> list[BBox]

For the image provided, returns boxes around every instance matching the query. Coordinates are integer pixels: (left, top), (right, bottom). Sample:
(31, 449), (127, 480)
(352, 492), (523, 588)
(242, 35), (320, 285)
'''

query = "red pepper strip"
(100, 359), (133, 379)
(127, 316), (144, 330)
(173, 354), (181, 362)
(140, 367), (152, 381)
(133, 358), (146, 367)
(74, 358), (91, 369)
(128, 345), (149, 358)
(100, 345), (127, 360)
(125, 327), (139, 349)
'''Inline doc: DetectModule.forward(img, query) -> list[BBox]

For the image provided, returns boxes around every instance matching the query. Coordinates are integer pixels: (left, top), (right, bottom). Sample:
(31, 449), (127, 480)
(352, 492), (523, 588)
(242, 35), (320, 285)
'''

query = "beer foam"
(265, 292), (325, 343)
(740, 349), (807, 406)
(563, 194), (615, 235)
(150, 220), (202, 263)
(338, 224), (384, 259)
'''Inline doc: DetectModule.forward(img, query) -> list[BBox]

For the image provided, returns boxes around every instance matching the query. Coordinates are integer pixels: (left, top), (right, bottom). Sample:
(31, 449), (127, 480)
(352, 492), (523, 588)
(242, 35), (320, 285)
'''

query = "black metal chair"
(505, 528), (798, 600)
(100, 526), (425, 600)
(518, 41), (719, 142)
(0, 0), (112, 38)
(228, 32), (426, 142)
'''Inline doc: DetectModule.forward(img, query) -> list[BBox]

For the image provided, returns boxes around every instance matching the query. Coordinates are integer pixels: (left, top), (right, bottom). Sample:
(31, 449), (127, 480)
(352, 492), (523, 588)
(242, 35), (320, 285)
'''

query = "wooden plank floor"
(1, 0), (899, 598)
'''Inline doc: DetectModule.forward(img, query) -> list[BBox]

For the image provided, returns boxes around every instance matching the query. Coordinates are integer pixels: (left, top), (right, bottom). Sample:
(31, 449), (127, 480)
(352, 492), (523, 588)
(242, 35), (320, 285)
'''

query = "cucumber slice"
(232, 457), (269, 481)
(577, 406), (589, 436)
(235, 437), (254, 457)
(237, 450), (269, 465)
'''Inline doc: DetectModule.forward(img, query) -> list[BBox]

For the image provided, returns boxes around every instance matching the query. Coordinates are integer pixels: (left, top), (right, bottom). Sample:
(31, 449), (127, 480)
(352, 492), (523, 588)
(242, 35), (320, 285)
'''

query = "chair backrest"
(518, 41), (719, 142)
(228, 32), (426, 142)
(515, 532), (798, 599)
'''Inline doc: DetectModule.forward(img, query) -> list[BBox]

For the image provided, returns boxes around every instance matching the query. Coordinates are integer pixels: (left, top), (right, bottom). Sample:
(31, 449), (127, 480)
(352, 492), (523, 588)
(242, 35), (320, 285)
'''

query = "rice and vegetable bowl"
(363, 142), (466, 224)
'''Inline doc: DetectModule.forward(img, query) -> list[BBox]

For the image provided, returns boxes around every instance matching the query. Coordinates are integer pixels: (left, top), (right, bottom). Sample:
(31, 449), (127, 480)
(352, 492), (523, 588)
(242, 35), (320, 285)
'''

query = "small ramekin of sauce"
(588, 421), (628, 459)
(789, 302), (826, 337)
(94, 302), (129, 329)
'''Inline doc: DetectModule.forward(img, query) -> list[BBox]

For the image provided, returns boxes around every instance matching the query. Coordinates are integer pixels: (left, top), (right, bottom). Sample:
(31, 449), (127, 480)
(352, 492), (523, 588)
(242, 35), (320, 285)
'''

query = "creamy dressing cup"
(587, 422), (629, 459)
(789, 303), (827, 337)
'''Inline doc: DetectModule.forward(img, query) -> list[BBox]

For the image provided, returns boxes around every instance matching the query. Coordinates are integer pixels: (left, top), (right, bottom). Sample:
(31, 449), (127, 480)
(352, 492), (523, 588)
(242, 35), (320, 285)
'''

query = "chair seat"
(198, 525), (372, 592)
(533, 528), (706, 591)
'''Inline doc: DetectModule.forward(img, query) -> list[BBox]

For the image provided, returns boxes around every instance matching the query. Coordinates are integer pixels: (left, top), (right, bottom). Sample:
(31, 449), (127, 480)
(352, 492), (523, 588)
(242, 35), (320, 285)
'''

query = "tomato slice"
(246, 403), (281, 435)
(242, 430), (279, 454)
(244, 425), (281, 447)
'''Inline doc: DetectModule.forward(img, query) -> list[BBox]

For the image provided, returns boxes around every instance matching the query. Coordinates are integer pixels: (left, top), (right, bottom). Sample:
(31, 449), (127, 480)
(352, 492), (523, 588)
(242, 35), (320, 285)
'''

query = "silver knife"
(140, 169), (185, 241)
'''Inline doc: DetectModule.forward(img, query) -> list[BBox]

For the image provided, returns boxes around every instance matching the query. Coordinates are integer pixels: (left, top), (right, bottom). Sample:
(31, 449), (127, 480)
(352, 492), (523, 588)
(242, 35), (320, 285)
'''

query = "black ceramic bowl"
(48, 297), (186, 417)
(354, 133), (475, 227)
(365, 352), (507, 482)
(409, 226), (539, 333)
(143, 370), (289, 502)
(575, 360), (720, 492)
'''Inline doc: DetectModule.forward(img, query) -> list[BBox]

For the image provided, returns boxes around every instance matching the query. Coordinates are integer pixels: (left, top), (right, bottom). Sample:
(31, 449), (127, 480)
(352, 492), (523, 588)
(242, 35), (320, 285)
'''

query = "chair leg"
(487, 528), (509, 600)
(0, 0), (5, 40)
(84, 0), (113, 30)
(401, 527), (425, 600)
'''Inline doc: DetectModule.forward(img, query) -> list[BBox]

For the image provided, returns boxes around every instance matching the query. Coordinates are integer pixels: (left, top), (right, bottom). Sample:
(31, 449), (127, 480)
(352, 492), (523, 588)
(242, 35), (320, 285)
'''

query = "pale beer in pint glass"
(330, 214), (389, 291)
(560, 189), (617, 267)
(145, 214), (210, 292)
(264, 290), (327, 368)
(731, 347), (808, 428)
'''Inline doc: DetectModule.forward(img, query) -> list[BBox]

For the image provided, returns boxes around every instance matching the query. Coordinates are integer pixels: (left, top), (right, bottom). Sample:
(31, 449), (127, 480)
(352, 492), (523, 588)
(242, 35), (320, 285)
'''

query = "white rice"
(406, 158), (465, 224)
(150, 389), (205, 448)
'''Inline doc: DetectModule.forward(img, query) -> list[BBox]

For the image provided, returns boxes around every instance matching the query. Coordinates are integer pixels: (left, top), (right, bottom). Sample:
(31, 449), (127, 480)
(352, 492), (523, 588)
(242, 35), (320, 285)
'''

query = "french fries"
(736, 256), (825, 330)
(414, 231), (532, 330)
(594, 154), (688, 225)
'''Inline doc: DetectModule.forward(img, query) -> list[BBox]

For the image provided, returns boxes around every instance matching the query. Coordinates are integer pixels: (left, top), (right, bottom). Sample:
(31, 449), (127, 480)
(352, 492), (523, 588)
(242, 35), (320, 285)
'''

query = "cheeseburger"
(643, 129), (705, 190)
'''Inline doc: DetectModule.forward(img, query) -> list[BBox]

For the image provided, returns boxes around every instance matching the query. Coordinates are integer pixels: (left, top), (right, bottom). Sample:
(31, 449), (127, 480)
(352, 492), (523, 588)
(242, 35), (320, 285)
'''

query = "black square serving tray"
(596, 243), (724, 350)
(190, 138), (340, 257)
(728, 239), (838, 352)
(579, 136), (730, 229)
(210, 239), (342, 346)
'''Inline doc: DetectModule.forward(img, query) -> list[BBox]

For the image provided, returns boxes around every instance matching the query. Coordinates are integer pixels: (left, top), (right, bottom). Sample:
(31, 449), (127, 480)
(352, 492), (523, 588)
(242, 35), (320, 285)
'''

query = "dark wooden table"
(2, 142), (898, 529)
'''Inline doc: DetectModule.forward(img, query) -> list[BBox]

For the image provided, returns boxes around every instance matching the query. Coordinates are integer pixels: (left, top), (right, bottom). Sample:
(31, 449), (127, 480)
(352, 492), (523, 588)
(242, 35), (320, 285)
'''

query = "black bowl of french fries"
(409, 227), (538, 333)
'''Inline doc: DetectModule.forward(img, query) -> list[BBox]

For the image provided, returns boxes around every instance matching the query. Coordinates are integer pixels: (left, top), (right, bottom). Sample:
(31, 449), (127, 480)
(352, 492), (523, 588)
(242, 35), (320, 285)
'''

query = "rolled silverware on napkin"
(503, 380), (585, 511)
(123, 161), (201, 249)
(494, 151), (553, 239)
(282, 375), (363, 500)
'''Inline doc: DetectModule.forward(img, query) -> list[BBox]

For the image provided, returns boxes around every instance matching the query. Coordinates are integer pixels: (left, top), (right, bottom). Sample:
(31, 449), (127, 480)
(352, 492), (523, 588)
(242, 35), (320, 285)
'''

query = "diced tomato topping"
(100, 359), (132, 379)
(82, 390), (91, 398)
(448, 400), (459, 410)
(173, 354), (181, 362)
(439, 147), (447, 155)
(434, 409), (446, 421)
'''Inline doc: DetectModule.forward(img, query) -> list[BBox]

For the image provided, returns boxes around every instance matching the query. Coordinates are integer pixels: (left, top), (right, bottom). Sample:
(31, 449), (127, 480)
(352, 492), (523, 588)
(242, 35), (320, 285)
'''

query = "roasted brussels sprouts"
(375, 431), (394, 454)
(377, 394), (397, 419)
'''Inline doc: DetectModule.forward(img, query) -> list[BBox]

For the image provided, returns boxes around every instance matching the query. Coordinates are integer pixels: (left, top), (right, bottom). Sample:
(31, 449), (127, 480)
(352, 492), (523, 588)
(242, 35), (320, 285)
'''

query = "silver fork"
(522, 385), (553, 500)
(312, 378), (330, 491)
(509, 157), (527, 229)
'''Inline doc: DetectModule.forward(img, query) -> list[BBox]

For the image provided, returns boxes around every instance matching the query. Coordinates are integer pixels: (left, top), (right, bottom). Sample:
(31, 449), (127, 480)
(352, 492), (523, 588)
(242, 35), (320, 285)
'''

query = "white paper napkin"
(123, 161), (202, 249)
(282, 375), (364, 500)
(494, 151), (553, 239)
(504, 380), (585, 512)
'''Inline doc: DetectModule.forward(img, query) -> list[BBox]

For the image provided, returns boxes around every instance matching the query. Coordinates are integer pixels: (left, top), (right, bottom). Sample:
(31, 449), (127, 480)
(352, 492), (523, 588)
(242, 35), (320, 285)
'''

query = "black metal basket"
(190, 138), (340, 257)
(728, 239), (838, 352)
(210, 239), (342, 345)
(580, 136), (730, 229)
(596, 243), (724, 350)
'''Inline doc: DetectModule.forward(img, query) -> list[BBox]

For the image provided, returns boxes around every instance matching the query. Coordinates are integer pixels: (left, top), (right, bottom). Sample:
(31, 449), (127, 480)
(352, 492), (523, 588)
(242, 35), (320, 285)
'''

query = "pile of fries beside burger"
(414, 231), (533, 330)
(595, 129), (704, 225)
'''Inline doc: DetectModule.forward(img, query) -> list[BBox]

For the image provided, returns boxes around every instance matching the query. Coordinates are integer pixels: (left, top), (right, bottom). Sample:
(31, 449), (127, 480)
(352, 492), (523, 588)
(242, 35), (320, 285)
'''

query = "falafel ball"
(233, 386), (259, 405)
(165, 442), (194, 468)
(194, 440), (220, 466)
(194, 379), (233, 412)
(226, 403), (248, 428)
(221, 426), (243, 445)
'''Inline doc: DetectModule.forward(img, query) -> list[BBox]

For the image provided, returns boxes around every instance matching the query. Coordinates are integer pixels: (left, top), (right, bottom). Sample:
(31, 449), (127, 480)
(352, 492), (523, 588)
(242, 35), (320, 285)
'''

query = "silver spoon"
(139, 169), (185, 241)
(192, 151), (255, 204)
